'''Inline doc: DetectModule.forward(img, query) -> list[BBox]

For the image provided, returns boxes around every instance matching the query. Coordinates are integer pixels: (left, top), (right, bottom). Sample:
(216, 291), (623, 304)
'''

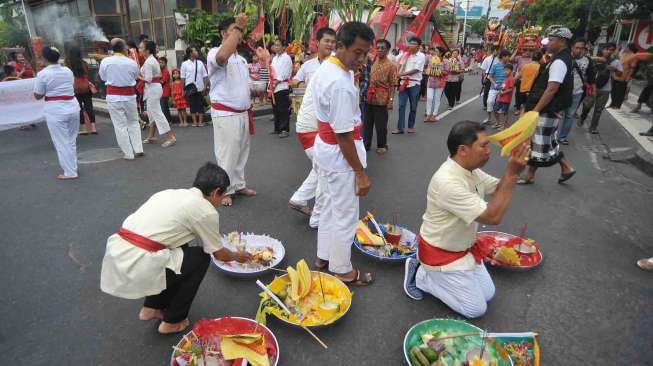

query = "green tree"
(469, 15), (488, 35)
(0, 4), (30, 48)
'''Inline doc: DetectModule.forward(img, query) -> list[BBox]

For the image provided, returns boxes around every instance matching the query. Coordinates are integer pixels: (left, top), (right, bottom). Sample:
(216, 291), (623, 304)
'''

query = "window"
(154, 18), (165, 46)
(128, 0), (141, 20)
(77, 0), (91, 16)
(164, 0), (176, 16)
(178, 0), (198, 9)
(166, 17), (176, 49)
(93, 0), (121, 14)
(140, 0), (151, 18)
(127, 0), (178, 49)
(97, 16), (124, 38)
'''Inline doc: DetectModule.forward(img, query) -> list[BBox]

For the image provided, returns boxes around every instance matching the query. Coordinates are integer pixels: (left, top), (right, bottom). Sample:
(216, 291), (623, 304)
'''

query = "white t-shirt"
(480, 55), (496, 73)
(206, 47), (251, 117)
(140, 55), (162, 99)
(33, 64), (80, 115)
(295, 58), (324, 134)
(271, 52), (293, 93)
(548, 59), (568, 83)
(311, 58), (366, 173)
(180, 58), (208, 92)
(400, 51), (426, 87)
(99, 54), (139, 102)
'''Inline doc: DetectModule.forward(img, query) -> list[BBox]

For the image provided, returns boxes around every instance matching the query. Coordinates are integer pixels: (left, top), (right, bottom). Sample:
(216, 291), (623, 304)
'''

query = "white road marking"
(435, 94), (481, 120)
(589, 151), (602, 171)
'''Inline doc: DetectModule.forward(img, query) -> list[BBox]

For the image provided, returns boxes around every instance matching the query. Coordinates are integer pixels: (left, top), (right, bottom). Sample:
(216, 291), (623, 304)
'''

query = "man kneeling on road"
(100, 163), (251, 334)
(403, 121), (529, 318)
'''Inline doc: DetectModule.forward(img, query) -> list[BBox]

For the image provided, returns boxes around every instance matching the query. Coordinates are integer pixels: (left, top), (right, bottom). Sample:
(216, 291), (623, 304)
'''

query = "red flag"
(429, 27), (449, 51)
(397, 0), (440, 51)
(308, 15), (329, 53)
(378, 0), (399, 40)
(250, 16), (265, 42)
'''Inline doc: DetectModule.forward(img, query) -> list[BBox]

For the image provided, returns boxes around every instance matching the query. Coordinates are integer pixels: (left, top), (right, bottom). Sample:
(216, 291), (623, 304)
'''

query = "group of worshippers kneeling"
(98, 19), (535, 335)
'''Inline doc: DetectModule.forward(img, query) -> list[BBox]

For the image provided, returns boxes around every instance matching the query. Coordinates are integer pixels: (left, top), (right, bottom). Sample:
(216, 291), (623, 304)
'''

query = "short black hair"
(275, 39), (288, 47)
(127, 40), (137, 49)
(336, 21), (375, 48)
(193, 162), (230, 196)
(408, 36), (422, 45)
(112, 40), (126, 53)
(573, 38), (586, 45)
(8, 51), (17, 61)
(447, 121), (486, 156)
(531, 51), (542, 61)
(504, 63), (514, 71)
(376, 39), (391, 49)
(3, 64), (15, 76)
(139, 34), (149, 42)
(317, 27), (336, 42)
(159, 56), (167, 63)
(143, 40), (157, 55)
(499, 49), (511, 58)
(218, 17), (235, 33)
(42, 46), (60, 64)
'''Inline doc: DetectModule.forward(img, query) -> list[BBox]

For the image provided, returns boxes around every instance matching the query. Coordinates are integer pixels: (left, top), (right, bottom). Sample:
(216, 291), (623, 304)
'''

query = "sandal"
(289, 201), (312, 216)
(335, 269), (374, 287)
(314, 259), (329, 270)
(558, 170), (576, 184)
(236, 188), (257, 197)
(221, 195), (233, 207)
(517, 178), (534, 185)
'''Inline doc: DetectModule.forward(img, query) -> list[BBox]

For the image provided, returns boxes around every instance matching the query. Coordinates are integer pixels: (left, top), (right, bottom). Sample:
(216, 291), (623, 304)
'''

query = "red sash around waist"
(317, 121), (362, 145)
(211, 102), (255, 135)
(297, 131), (318, 150)
(44, 95), (74, 102)
(366, 85), (389, 104)
(417, 234), (491, 267)
(117, 227), (166, 252)
(107, 85), (135, 96)
(150, 76), (162, 83)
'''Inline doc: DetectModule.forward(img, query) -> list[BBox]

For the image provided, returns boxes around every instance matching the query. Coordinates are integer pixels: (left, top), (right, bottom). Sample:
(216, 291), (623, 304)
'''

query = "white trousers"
(145, 85), (171, 135)
(487, 89), (500, 113)
(212, 113), (251, 195)
(416, 263), (495, 319)
(316, 167), (358, 274)
(289, 147), (323, 227)
(107, 101), (143, 158)
(426, 87), (444, 116)
(46, 111), (79, 177)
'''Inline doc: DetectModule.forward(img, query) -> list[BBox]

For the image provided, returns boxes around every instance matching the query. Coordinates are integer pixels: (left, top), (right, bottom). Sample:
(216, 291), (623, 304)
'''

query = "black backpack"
(594, 61), (611, 89)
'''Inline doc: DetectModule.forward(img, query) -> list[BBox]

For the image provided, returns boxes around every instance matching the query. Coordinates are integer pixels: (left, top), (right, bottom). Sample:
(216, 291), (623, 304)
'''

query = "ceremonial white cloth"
(207, 46), (251, 116)
(180, 59), (208, 92)
(107, 101), (143, 159)
(271, 52), (293, 93)
(34, 64), (80, 177)
(99, 54), (138, 102)
(289, 147), (323, 228)
(141, 55), (170, 135)
(101, 188), (224, 299)
(416, 262), (495, 319)
(212, 112), (250, 195)
(294, 59), (321, 134)
(316, 166), (357, 274)
(0, 79), (45, 129)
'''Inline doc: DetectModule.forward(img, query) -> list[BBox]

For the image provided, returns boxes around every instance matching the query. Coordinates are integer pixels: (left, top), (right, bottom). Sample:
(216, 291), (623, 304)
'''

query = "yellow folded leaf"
(488, 111), (539, 156)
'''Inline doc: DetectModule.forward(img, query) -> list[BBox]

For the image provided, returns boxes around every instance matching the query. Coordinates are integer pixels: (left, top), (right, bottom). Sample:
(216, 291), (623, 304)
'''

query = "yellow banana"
(296, 259), (312, 298)
(287, 266), (301, 301)
(488, 111), (539, 156)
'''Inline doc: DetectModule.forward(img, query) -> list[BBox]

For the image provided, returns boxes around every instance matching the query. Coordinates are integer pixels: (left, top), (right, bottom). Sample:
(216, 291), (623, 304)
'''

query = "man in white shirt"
(206, 14), (257, 207)
(288, 27), (337, 228)
(403, 121), (529, 318)
(270, 40), (293, 138)
(180, 47), (208, 127)
(99, 38), (144, 160)
(480, 46), (499, 110)
(100, 163), (251, 334)
(33, 46), (80, 179)
(312, 21), (375, 286)
(393, 37), (425, 134)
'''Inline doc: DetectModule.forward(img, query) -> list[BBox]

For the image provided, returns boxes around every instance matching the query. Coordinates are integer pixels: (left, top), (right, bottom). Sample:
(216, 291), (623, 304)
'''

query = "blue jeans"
(559, 93), (583, 140)
(397, 85), (420, 131)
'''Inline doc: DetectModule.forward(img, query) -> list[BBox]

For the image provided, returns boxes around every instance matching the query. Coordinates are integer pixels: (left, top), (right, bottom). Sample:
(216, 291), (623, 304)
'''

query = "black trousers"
(143, 245), (210, 323)
(76, 92), (95, 124)
(420, 74), (428, 97)
(638, 83), (653, 105)
(160, 96), (173, 122)
(482, 80), (491, 108)
(363, 103), (389, 150)
(514, 80), (522, 108)
(444, 81), (460, 108)
(455, 80), (462, 102)
(273, 89), (291, 133)
(610, 80), (628, 108)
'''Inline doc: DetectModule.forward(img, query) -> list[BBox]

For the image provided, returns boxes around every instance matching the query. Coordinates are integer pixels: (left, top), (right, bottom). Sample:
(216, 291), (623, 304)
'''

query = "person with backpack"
(180, 47), (208, 127)
(578, 43), (623, 134)
(559, 38), (595, 144)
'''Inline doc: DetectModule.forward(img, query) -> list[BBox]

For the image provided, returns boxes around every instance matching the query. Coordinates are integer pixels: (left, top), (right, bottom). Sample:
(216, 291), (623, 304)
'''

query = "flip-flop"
(517, 178), (534, 185)
(289, 202), (312, 216)
(558, 170), (576, 184)
(335, 269), (373, 287)
(236, 188), (257, 197)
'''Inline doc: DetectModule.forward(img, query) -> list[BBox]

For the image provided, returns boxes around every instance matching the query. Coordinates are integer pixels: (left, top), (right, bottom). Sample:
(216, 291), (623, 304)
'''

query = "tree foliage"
(0, 4), (30, 48)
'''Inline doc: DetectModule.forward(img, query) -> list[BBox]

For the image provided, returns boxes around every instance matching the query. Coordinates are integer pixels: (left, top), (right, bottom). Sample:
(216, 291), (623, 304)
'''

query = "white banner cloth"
(0, 79), (46, 130)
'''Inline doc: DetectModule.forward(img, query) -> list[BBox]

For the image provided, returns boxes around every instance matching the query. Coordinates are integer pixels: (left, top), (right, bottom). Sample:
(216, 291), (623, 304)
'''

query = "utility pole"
(462, 0), (470, 48)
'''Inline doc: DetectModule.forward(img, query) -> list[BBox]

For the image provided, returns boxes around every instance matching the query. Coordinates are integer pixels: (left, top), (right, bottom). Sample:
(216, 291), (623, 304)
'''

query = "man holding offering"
(312, 22), (375, 286)
(403, 121), (530, 318)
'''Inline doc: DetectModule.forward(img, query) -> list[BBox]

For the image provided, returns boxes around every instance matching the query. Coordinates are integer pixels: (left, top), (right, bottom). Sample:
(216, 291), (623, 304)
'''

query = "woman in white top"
(139, 41), (176, 147)
(33, 46), (81, 180)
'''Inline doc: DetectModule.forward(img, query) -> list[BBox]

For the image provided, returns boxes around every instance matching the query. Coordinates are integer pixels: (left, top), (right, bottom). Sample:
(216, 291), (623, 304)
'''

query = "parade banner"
(396, 0), (440, 51)
(308, 15), (329, 53)
(0, 78), (45, 131)
(633, 20), (652, 52)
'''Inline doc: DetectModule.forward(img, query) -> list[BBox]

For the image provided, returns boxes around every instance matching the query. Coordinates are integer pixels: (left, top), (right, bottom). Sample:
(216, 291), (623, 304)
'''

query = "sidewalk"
(92, 98), (274, 120)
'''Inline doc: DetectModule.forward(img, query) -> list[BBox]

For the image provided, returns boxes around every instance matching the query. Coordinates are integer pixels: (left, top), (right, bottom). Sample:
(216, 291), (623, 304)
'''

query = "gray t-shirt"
(572, 56), (590, 95)
(600, 59), (623, 93)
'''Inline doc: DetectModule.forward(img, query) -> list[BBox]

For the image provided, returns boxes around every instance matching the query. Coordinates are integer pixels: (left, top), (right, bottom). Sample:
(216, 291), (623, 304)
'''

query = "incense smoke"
(31, 3), (109, 45)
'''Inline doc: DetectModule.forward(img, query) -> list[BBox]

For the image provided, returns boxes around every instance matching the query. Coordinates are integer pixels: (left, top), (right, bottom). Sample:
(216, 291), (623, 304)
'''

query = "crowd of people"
(4, 13), (653, 336)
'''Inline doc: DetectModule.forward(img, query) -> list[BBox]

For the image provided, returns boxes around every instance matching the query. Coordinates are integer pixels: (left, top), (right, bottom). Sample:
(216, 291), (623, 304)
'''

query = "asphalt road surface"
(1, 80), (652, 365)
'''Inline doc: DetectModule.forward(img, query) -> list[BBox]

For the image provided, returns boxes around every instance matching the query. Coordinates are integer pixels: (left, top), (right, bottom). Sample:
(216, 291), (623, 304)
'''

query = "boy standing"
(493, 64), (515, 130)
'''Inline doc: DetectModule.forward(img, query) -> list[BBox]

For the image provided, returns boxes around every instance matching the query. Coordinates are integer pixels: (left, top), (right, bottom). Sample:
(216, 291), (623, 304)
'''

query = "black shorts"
(187, 93), (204, 114)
